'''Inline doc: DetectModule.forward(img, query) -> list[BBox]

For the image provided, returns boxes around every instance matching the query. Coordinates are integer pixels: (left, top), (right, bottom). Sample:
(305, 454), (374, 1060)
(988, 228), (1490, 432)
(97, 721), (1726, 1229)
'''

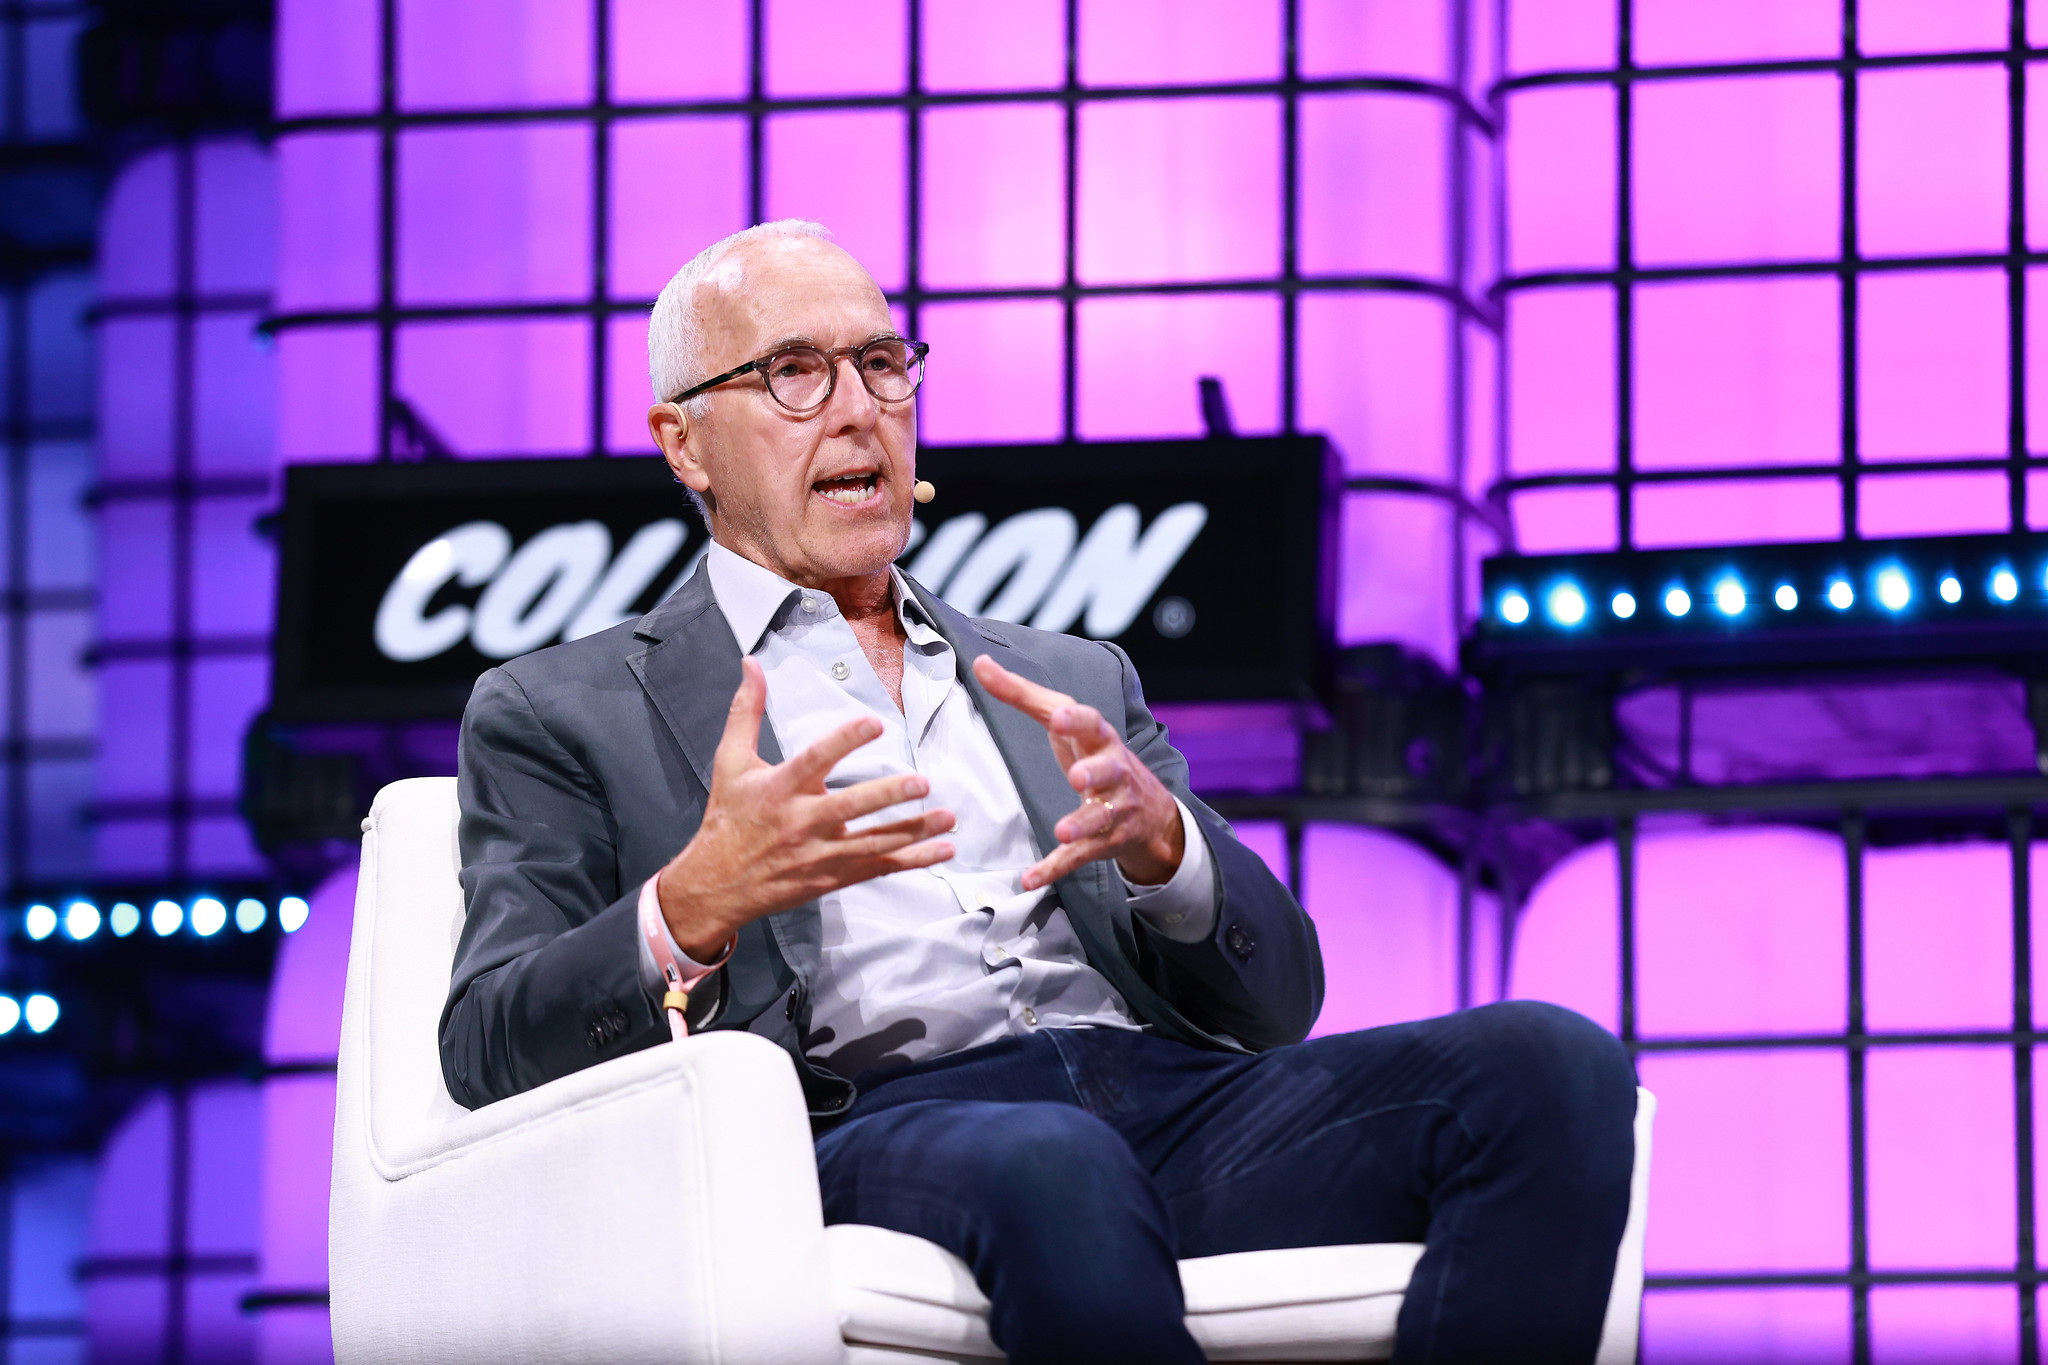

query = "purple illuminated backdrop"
(47, 0), (2032, 1361)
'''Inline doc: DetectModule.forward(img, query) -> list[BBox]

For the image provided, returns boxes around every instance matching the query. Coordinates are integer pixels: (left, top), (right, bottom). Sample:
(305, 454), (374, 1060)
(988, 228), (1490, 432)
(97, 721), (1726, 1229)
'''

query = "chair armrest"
(331, 1031), (845, 1365)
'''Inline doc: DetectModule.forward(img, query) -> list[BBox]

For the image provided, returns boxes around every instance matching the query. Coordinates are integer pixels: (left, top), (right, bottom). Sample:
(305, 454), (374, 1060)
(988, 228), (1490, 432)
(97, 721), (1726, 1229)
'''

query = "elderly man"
(442, 220), (1636, 1364)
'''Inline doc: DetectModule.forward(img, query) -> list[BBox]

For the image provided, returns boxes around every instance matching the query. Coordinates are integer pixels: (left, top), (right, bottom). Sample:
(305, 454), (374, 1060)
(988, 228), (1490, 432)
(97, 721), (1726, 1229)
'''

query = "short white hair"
(648, 218), (833, 416)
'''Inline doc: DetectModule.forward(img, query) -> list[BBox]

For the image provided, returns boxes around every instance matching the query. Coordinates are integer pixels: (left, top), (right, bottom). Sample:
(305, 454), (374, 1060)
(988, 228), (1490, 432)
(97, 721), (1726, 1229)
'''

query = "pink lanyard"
(638, 879), (732, 1042)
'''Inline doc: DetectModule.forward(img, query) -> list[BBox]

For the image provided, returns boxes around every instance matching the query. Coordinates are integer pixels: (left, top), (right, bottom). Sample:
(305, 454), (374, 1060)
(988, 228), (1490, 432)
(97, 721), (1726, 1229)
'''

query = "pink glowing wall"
(274, 0), (1495, 664)
(1502, 0), (2048, 553)
(1512, 830), (2048, 1361)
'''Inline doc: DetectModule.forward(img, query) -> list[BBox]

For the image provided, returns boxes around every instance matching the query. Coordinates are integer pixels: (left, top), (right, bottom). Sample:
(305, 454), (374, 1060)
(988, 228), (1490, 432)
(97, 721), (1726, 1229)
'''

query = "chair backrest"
(339, 777), (472, 1170)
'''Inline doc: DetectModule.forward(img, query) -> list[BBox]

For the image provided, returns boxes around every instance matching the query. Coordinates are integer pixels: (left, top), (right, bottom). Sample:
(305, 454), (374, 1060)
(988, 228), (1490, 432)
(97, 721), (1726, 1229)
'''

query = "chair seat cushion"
(827, 1223), (1423, 1363)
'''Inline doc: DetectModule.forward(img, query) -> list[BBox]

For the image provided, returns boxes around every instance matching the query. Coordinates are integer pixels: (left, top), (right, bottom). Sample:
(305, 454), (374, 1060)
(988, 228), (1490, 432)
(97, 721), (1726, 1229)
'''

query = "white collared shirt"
(638, 541), (1216, 1079)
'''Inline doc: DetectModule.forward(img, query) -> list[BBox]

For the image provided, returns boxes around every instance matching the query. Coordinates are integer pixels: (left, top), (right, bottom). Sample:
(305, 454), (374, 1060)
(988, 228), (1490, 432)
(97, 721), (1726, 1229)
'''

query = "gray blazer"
(441, 562), (1325, 1116)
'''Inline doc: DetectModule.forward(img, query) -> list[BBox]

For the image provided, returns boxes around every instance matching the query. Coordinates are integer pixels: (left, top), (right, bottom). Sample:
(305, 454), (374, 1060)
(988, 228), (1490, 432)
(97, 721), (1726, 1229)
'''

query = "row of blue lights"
(1497, 562), (2034, 629)
(21, 896), (310, 943)
(0, 993), (58, 1036)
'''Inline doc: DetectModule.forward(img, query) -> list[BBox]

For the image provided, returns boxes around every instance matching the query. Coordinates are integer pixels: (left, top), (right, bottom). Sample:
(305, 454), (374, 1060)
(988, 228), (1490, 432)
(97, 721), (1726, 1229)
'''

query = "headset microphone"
(913, 480), (936, 504)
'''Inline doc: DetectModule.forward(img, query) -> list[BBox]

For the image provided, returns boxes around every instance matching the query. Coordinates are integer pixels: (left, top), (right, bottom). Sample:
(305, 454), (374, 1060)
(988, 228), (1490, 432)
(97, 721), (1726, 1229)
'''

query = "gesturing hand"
(972, 654), (1184, 893)
(656, 657), (957, 959)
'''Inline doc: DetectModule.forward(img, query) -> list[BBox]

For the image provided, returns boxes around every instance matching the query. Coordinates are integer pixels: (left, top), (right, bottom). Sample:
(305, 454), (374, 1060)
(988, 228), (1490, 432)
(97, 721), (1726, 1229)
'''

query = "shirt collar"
(705, 539), (941, 654)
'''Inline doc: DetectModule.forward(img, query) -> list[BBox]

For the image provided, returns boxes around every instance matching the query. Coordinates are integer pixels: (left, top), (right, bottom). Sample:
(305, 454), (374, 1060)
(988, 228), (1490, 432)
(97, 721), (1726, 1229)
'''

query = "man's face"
(662, 237), (917, 588)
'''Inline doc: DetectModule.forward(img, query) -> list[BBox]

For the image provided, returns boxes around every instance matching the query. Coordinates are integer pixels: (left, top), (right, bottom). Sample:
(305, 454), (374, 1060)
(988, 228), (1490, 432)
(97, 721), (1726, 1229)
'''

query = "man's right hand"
(655, 656), (956, 959)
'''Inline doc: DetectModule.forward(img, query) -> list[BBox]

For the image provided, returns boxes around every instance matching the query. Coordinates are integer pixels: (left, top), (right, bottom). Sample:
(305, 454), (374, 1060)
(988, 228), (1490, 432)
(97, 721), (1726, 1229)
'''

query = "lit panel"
(917, 300), (1064, 446)
(1634, 478), (1843, 549)
(1504, 86), (1614, 274)
(1859, 472), (2011, 538)
(1075, 293), (1280, 440)
(1642, 1287), (1849, 1365)
(276, 326), (378, 462)
(607, 117), (749, 299)
(1300, 824), (1472, 1034)
(1506, 287), (1615, 475)
(764, 110), (908, 291)
(1078, 97), (1281, 285)
(922, 104), (1065, 289)
(1858, 270), (2006, 462)
(922, 0), (1063, 90)
(765, 0), (905, 97)
(1858, 67), (2008, 259)
(395, 319), (591, 456)
(1300, 94), (1450, 282)
(1299, 292), (1452, 479)
(1079, 0), (1279, 85)
(1634, 277), (1838, 469)
(1632, 0), (1838, 65)
(1866, 1048), (2015, 1269)
(274, 0), (379, 116)
(1505, 0), (1615, 73)
(398, 125), (592, 305)
(1637, 828), (1847, 1037)
(1633, 75), (1840, 268)
(1639, 1049), (1851, 1273)
(399, 0), (593, 109)
(610, 0), (748, 101)
(1300, 0), (1450, 83)
(1859, 0), (2008, 56)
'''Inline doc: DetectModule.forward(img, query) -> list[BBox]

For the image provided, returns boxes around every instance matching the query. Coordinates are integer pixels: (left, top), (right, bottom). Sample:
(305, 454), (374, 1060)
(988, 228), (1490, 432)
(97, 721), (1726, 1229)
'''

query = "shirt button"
(1022, 1007), (1038, 1027)
(993, 946), (1009, 959)
(800, 596), (818, 613)
(830, 661), (851, 681)
(1165, 912), (1184, 925)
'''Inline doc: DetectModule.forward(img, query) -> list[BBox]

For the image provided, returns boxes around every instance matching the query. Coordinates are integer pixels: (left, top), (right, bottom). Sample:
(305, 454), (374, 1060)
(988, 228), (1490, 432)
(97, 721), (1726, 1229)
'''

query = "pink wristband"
(638, 876), (734, 1041)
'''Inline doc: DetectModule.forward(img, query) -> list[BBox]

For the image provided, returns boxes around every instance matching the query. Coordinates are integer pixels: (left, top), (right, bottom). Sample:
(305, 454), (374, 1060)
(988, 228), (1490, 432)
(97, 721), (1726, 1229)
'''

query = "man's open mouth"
(814, 472), (881, 506)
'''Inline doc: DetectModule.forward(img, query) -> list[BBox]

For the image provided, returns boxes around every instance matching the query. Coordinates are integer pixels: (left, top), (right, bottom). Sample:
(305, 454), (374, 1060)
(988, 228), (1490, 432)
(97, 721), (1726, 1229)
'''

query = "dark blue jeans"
(813, 1000), (1636, 1365)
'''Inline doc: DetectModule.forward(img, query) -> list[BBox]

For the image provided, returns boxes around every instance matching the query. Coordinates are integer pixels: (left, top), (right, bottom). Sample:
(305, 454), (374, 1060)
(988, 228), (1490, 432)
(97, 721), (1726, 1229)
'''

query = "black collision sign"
(270, 436), (1335, 720)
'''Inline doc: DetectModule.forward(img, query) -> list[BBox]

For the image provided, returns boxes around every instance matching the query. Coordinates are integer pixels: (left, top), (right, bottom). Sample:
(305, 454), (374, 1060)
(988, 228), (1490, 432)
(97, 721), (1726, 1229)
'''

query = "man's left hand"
(972, 654), (1185, 892)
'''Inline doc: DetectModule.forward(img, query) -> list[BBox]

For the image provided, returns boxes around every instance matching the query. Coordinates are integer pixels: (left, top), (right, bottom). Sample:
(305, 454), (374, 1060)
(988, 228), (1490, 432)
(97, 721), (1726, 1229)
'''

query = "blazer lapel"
(626, 558), (783, 793)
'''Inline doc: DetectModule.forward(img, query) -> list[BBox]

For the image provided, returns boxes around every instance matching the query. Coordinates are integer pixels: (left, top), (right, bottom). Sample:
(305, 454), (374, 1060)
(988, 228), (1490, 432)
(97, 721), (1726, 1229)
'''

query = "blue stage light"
(1500, 591), (1529, 625)
(23, 994), (57, 1034)
(1774, 583), (1798, 610)
(1993, 568), (2020, 602)
(1664, 587), (1692, 617)
(62, 902), (99, 940)
(1876, 567), (1911, 612)
(110, 902), (141, 937)
(191, 898), (227, 937)
(151, 899), (183, 936)
(1546, 583), (1587, 626)
(235, 898), (267, 933)
(0, 996), (16, 1034)
(1611, 591), (1636, 619)
(280, 896), (311, 933)
(1712, 578), (1745, 616)
(24, 904), (54, 940)
(1827, 579), (1854, 610)
(1938, 575), (1962, 604)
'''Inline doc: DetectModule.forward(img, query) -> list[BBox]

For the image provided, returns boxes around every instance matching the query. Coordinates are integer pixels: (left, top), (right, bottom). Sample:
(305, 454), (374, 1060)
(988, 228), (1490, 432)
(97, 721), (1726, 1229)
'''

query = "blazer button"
(1224, 922), (1256, 962)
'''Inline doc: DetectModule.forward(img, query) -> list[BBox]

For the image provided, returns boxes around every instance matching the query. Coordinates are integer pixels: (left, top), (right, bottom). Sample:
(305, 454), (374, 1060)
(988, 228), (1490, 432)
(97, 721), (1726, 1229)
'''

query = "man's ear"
(648, 402), (714, 500)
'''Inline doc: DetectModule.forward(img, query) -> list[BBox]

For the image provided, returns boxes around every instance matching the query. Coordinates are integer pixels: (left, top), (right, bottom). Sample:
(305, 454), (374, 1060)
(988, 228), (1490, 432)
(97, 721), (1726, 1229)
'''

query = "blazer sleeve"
(1105, 642), (1326, 1049)
(439, 667), (663, 1109)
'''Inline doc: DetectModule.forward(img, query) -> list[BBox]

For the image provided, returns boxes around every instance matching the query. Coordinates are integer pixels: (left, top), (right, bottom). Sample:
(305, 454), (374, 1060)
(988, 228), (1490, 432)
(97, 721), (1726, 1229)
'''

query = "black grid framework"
(0, 2), (96, 1357)
(1492, 0), (2047, 543)
(90, 136), (272, 879)
(1487, 7), (2048, 1346)
(251, 2), (2048, 1361)
(0, 0), (95, 894)
(264, 0), (1513, 635)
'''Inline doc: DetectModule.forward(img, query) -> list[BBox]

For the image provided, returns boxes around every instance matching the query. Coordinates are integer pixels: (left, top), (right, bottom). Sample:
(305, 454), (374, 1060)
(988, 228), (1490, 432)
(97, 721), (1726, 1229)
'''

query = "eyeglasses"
(669, 337), (929, 415)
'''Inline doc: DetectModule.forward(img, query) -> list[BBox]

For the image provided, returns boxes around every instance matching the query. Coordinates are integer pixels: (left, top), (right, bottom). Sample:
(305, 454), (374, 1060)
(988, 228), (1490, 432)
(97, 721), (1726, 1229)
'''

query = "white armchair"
(330, 777), (1656, 1364)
